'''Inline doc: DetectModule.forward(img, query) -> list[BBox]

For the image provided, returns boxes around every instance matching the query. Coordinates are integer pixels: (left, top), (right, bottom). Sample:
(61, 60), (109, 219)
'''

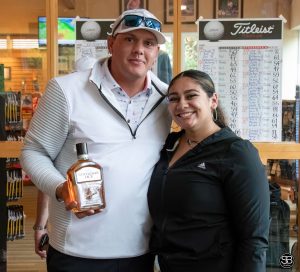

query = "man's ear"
(152, 45), (160, 66)
(107, 36), (114, 54)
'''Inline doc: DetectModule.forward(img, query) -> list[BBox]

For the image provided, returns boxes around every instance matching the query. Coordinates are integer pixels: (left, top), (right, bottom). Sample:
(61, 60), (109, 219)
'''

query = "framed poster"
(119, 0), (148, 14)
(215, 0), (243, 18)
(4, 67), (11, 80)
(164, 0), (198, 24)
(75, 19), (114, 62)
(197, 18), (283, 142)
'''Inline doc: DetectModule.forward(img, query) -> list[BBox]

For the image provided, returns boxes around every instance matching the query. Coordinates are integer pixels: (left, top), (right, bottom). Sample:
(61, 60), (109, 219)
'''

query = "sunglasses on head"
(112, 14), (161, 36)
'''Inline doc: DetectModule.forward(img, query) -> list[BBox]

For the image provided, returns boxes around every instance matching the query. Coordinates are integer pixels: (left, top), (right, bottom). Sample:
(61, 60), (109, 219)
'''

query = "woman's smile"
(176, 111), (196, 119)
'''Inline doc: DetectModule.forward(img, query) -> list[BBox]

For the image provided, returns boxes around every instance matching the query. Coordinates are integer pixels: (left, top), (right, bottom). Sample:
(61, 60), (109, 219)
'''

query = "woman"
(148, 70), (270, 272)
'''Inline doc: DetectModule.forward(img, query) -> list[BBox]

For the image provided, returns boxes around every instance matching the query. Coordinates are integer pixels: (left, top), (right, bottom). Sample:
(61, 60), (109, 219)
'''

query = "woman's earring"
(213, 108), (218, 122)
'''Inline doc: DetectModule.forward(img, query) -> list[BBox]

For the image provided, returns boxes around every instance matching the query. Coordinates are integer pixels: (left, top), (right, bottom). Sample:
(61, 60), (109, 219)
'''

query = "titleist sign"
(231, 22), (275, 36)
(198, 19), (282, 40)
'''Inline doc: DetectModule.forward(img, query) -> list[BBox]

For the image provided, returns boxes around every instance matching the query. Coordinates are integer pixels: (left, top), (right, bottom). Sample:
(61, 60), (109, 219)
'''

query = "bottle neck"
(78, 154), (89, 160)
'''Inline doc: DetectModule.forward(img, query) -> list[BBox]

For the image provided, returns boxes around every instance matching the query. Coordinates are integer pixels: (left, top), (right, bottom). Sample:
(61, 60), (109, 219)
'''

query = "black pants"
(47, 245), (155, 272)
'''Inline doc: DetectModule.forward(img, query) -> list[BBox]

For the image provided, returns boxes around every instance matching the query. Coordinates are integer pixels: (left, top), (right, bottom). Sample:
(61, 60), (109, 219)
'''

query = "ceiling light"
(0, 39), (7, 49)
(12, 39), (39, 49)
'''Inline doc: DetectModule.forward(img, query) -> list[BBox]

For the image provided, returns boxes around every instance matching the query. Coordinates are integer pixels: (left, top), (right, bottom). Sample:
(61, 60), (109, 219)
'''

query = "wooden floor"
(7, 185), (47, 272)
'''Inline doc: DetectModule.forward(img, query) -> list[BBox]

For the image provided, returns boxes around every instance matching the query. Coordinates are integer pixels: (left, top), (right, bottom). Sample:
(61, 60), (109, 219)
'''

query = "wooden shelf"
(0, 141), (300, 161)
(253, 142), (300, 164)
(0, 141), (23, 158)
(269, 176), (297, 187)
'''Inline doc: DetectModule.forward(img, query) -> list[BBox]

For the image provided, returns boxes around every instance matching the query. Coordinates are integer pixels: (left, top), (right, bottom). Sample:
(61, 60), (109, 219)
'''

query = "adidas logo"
(197, 162), (206, 169)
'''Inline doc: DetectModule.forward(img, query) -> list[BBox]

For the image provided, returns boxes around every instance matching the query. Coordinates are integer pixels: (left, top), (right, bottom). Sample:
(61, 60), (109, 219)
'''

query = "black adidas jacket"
(147, 127), (269, 272)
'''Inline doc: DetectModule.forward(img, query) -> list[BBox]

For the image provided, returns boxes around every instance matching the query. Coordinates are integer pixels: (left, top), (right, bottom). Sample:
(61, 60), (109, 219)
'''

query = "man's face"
(108, 29), (160, 81)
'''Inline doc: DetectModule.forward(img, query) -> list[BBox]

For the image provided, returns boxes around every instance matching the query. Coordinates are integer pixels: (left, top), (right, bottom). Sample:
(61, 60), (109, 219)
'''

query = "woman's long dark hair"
(168, 69), (227, 128)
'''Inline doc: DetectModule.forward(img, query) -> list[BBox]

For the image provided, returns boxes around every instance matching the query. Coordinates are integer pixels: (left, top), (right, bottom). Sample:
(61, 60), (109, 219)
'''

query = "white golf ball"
(80, 21), (101, 41)
(203, 21), (225, 41)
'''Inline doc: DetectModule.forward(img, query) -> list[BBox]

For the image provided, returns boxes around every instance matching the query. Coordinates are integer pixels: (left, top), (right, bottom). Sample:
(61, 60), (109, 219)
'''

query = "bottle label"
(77, 181), (103, 207)
(75, 167), (101, 183)
(75, 167), (103, 208)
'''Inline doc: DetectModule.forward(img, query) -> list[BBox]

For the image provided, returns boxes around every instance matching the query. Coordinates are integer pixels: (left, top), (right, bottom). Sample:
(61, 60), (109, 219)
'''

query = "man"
(127, 0), (142, 10)
(20, 8), (171, 272)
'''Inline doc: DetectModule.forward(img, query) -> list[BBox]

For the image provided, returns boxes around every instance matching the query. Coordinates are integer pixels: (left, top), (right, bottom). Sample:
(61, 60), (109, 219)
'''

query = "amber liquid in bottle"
(66, 143), (105, 213)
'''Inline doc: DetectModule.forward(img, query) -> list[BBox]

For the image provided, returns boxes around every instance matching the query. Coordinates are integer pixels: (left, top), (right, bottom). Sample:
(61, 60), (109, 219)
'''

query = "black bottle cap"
(76, 143), (88, 156)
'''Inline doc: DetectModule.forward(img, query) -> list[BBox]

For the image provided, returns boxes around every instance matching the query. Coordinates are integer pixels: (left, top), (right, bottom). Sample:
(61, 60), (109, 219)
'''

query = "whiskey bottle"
(66, 143), (105, 212)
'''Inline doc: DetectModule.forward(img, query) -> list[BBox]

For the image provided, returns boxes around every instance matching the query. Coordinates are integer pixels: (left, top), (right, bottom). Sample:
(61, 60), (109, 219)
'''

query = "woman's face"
(167, 76), (218, 132)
